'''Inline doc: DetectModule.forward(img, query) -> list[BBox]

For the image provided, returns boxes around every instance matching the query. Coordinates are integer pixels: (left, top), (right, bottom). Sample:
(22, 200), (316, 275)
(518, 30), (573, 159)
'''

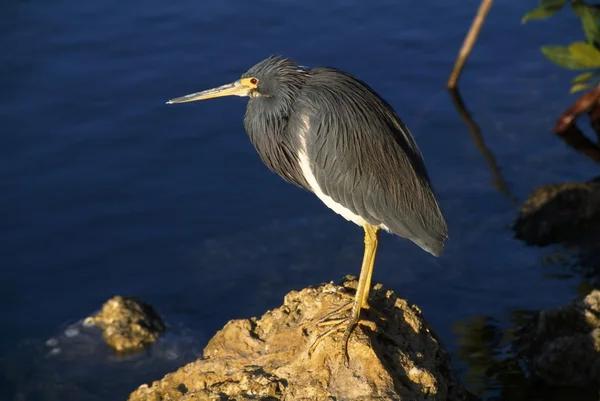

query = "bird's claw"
(307, 316), (358, 366)
(306, 302), (363, 367)
(314, 302), (353, 327)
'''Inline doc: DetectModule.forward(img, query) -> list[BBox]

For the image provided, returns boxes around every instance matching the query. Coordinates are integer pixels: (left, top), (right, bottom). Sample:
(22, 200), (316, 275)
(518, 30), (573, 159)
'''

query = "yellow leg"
(359, 225), (379, 308)
(308, 224), (380, 363)
(341, 225), (379, 357)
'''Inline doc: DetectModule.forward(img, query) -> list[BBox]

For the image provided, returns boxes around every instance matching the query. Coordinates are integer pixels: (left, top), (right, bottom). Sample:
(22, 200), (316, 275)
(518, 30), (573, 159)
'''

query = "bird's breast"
(244, 102), (311, 191)
(295, 113), (369, 228)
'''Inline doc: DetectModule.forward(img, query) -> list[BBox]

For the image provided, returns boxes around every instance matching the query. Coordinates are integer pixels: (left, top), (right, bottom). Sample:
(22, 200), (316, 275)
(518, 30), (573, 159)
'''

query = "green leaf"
(572, 1), (600, 17)
(569, 42), (600, 67)
(572, 3), (584, 17)
(521, 2), (566, 23)
(572, 71), (595, 83)
(570, 82), (590, 94)
(578, 6), (600, 44)
(541, 45), (590, 69)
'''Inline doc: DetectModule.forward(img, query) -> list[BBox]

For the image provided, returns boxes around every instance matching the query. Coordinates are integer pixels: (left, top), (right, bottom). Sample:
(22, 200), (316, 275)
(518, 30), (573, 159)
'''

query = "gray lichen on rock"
(85, 296), (166, 354)
(514, 289), (600, 388)
(128, 276), (469, 401)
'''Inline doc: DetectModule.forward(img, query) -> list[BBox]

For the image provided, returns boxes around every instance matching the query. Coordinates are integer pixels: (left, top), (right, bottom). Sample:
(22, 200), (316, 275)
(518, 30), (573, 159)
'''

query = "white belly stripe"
(297, 115), (367, 228)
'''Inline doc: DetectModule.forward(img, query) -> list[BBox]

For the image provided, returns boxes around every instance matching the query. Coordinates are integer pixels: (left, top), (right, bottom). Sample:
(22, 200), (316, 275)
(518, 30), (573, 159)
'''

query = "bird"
(166, 55), (448, 361)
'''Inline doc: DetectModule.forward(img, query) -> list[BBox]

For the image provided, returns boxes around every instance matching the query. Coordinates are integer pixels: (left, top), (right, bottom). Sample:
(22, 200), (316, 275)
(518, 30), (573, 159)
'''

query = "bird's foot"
(314, 300), (380, 328)
(306, 299), (390, 367)
(303, 302), (352, 359)
(307, 300), (370, 367)
(314, 302), (353, 327)
(307, 313), (360, 367)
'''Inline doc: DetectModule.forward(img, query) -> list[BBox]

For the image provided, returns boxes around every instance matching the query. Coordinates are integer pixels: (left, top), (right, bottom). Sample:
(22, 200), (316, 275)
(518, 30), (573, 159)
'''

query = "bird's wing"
(296, 67), (448, 256)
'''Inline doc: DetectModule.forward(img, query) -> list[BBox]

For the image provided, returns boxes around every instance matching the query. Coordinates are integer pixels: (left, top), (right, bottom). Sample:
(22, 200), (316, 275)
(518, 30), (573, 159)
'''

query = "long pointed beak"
(166, 80), (250, 104)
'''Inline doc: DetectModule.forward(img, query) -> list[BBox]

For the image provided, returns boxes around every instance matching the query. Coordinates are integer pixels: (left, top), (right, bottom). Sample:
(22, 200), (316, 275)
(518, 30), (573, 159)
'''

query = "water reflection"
(540, 241), (600, 293)
(511, 175), (600, 289)
(448, 88), (600, 400)
(0, 319), (203, 401)
(453, 312), (599, 401)
(447, 88), (518, 205)
(448, 84), (600, 291)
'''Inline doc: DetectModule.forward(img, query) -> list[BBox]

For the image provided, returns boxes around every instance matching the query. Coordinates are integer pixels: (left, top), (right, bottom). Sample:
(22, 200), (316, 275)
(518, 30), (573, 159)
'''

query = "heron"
(167, 55), (448, 360)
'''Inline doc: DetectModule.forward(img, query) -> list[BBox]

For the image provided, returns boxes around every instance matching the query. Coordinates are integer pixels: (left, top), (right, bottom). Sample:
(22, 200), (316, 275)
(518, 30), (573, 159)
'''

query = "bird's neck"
(244, 95), (294, 142)
(244, 71), (307, 151)
(243, 94), (311, 191)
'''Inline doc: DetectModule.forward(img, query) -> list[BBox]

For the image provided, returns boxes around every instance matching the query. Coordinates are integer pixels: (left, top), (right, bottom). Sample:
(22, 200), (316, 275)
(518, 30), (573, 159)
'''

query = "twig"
(447, 0), (494, 89)
(553, 84), (600, 163)
(587, 101), (600, 143)
(553, 85), (600, 133)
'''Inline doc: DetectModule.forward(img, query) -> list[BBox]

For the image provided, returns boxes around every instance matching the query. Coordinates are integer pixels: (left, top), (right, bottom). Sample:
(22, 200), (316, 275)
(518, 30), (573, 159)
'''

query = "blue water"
(1, 0), (596, 399)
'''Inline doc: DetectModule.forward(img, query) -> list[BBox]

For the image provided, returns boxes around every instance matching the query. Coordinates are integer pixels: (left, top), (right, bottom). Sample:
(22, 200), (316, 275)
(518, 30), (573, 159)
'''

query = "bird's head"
(166, 55), (308, 105)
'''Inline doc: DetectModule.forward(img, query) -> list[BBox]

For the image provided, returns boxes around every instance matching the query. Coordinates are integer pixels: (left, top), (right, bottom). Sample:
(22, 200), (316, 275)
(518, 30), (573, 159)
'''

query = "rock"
(85, 296), (166, 354)
(128, 276), (469, 401)
(514, 290), (600, 388)
(513, 178), (600, 246)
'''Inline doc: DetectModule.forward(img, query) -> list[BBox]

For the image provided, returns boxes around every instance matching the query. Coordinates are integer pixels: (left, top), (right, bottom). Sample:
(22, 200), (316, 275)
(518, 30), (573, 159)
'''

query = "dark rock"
(84, 296), (166, 354)
(513, 178), (600, 246)
(514, 290), (600, 388)
(128, 276), (469, 401)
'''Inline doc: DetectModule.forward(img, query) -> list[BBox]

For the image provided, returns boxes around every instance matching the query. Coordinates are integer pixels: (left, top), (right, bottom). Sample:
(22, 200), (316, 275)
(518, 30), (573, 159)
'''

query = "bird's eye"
(250, 78), (258, 85)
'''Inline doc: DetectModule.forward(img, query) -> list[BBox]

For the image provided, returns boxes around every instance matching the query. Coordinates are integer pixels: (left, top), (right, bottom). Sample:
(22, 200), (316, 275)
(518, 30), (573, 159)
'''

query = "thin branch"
(553, 84), (600, 163)
(447, 0), (494, 89)
(587, 101), (600, 143)
(553, 85), (600, 133)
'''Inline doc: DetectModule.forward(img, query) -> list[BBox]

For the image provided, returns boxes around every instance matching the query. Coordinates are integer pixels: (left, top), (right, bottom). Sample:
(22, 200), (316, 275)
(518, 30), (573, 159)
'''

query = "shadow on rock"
(513, 177), (600, 247)
(129, 276), (471, 401)
(514, 290), (600, 390)
(513, 177), (600, 287)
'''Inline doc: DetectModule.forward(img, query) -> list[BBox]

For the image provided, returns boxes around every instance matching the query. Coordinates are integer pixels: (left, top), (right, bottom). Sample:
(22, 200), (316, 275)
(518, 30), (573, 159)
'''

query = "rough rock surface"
(85, 296), (166, 354)
(128, 276), (469, 401)
(513, 178), (600, 246)
(514, 290), (600, 388)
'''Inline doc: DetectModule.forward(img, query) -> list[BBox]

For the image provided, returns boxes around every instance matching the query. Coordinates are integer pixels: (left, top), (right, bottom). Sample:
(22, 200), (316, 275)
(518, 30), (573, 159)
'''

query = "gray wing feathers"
(297, 67), (448, 256)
